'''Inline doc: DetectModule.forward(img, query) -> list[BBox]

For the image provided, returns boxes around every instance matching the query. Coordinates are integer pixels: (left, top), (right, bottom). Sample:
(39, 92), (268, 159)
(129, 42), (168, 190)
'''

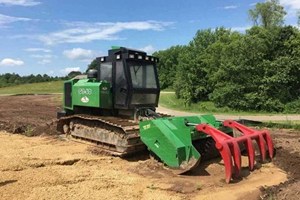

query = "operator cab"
(95, 47), (160, 110)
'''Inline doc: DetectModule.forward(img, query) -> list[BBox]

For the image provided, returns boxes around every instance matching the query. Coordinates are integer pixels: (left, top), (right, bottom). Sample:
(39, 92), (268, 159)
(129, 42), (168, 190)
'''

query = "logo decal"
(78, 88), (92, 95)
(102, 86), (108, 91)
(81, 96), (89, 103)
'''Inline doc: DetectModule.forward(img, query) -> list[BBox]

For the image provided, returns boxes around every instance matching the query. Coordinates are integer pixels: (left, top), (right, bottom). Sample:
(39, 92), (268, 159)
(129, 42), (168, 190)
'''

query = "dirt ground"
(0, 95), (299, 200)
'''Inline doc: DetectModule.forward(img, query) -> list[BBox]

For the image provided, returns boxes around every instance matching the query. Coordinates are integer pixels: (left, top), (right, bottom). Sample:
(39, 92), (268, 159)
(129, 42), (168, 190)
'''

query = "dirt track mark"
(0, 180), (17, 187)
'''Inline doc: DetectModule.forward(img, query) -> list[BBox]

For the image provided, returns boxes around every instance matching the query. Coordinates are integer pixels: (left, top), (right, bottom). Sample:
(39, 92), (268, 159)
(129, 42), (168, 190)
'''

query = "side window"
(115, 61), (127, 105)
(100, 62), (112, 83)
(129, 63), (157, 89)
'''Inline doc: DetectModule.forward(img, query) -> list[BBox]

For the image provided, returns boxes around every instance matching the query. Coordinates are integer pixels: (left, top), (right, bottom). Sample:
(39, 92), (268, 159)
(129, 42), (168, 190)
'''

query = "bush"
(284, 99), (300, 114)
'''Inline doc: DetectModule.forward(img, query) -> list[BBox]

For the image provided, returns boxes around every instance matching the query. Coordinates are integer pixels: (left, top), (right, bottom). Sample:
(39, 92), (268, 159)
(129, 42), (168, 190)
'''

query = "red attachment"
(195, 120), (274, 183)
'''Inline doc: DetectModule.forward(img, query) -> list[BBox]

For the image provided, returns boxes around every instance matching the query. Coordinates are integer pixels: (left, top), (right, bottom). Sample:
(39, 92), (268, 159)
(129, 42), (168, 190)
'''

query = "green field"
(159, 93), (269, 115)
(0, 81), (64, 95)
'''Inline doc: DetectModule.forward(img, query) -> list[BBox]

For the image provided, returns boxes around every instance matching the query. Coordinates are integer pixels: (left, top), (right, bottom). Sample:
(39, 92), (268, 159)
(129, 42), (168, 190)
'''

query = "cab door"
(114, 61), (129, 108)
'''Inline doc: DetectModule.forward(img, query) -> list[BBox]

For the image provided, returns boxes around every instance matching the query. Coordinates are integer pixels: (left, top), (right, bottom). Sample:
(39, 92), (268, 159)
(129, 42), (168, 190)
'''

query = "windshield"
(128, 62), (158, 89)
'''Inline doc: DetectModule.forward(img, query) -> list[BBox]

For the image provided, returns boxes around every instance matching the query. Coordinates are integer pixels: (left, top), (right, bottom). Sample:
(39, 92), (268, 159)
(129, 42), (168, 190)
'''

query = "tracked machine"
(57, 47), (275, 183)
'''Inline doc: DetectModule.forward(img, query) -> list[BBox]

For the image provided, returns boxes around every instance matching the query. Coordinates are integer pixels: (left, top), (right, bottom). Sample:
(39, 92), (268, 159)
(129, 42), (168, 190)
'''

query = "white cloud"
(280, 0), (300, 10)
(60, 67), (81, 75)
(25, 48), (52, 53)
(280, 0), (300, 18)
(38, 59), (51, 65)
(139, 45), (156, 54)
(38, 21), (173, 45)
(189, 19), (201, 24)
(30, 54), (53, 59)
(0, 0), (41, 6)
(0, 58), (24, 66)
(0, 13), (31, 26)
(30, 54), (53, 65)
(223, 5), (238, 10)
(63, 48), (94, 60)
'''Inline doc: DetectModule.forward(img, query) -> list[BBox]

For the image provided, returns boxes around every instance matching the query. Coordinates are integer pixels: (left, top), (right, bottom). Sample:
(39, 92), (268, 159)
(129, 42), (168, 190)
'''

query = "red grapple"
(195, 120), (274, 183)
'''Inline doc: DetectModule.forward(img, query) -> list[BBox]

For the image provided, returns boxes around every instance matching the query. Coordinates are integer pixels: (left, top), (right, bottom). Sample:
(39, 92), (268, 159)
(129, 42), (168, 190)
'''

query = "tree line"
(0, 71), (82, 88)
(154, 0), (300, 113)
(0, 73), (63, 88)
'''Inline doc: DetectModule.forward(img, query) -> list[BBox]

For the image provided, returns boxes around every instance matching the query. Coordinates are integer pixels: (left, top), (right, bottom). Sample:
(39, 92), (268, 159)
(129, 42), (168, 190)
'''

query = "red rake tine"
(217, 142), (234, 183)
(245, 137), (255, 170)
(256, 133), (267, 162)
(223, 120), (258, 169)
(196, 124), (236, 183)
(230, 140), (242, 178)
(223, 120), (274, 161)
(263, 131), (275, 159)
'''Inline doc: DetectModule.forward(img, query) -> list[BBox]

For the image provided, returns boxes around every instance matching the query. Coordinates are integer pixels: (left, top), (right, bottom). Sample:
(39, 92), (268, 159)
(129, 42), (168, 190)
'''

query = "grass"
(239, 119), (300, 130)
(0, 81), (63, 95)
(261, 120), (300, 130)
(160, 87), (174, 92)
(24, 125), (35, 137)
(159, 93), (300, 116)
(159, 93), (273, 115)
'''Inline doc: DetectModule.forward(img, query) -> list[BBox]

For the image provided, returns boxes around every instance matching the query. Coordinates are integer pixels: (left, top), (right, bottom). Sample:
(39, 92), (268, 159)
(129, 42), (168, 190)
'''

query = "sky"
(0, 0), (299, 76)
